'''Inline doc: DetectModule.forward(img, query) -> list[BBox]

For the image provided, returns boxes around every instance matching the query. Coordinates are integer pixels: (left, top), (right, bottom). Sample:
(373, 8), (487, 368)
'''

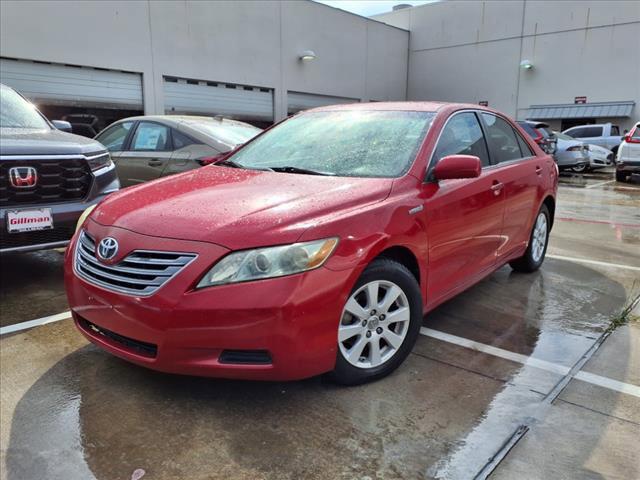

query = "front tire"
(330, 258), (422, 385)
(616, 170), (627, 182)
(509, 204), (550, 273)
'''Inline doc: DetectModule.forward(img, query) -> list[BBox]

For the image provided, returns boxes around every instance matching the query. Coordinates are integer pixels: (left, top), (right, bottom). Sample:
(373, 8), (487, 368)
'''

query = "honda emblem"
(9, 166), (38, 188)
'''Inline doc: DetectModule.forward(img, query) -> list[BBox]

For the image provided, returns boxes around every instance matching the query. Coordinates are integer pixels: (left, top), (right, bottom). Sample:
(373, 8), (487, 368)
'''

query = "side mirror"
(433, 155), (482, 181)
(51, 120), (72, 133)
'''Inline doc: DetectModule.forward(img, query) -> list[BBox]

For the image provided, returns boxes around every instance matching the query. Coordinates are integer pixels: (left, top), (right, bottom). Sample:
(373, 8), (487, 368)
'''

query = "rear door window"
(610, 125), (620, 136)
(481, 113), (522, 163)
(95, 121), (134, 151)
(172, 129), (198, 150)
(131, 122), (172, 151)
(515, 130), (534, 157)
(432, 112), (491, 168)
(569, 126), (602, 138)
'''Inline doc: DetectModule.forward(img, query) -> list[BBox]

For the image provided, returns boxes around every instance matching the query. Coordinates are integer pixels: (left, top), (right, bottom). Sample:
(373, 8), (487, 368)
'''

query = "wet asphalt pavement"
(1, 169), (639, 480)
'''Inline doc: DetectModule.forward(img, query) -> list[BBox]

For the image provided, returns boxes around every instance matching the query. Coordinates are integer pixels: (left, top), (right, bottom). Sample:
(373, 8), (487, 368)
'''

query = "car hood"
(91, 166), (393, 249)
(587, 144), (612, 155)
(0, 127), (106, 156)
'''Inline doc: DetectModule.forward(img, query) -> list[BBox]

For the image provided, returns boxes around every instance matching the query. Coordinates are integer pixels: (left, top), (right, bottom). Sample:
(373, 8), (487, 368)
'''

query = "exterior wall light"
(520, 59), (534, 70)
(300, 50), (316, 61)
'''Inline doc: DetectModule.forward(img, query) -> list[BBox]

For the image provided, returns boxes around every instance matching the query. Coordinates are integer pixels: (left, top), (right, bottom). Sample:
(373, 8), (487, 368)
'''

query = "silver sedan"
(553, 132), (589, 172)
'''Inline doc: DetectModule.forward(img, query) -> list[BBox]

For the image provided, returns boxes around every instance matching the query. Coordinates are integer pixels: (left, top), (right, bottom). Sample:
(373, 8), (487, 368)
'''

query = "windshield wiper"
(268, 166), (334, 176)
(215, 159), (244, 169)
(216, 159), (273, 172)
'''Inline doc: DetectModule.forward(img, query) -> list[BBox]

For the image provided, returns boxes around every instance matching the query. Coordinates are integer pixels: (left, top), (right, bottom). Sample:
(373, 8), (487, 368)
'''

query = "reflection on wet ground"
(1, 180), (639, 480)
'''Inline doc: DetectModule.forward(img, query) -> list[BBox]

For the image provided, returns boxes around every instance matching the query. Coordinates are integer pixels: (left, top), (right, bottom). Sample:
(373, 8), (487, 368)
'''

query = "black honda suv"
(0, 84), (119, 253)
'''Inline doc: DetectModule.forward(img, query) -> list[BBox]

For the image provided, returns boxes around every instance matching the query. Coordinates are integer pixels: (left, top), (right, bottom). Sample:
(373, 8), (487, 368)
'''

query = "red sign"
(574, 96), (587, 104)
(478, 101), (489, 107)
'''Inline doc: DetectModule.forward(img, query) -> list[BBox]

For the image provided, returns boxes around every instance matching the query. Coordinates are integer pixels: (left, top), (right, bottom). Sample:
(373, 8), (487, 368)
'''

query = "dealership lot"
(0, 170), (638, 480)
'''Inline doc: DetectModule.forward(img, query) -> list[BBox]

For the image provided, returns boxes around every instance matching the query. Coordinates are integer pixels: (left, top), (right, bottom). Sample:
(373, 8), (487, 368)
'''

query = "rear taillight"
(625, 127), (640, 143)
(532, 129), (544, 143)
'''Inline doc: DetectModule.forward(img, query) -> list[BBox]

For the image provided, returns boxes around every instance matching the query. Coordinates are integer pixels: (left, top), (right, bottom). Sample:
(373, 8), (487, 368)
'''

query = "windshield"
(228, 110), (435, 178)
(186, 119), (262, 147)
(0, 84), (50, 129)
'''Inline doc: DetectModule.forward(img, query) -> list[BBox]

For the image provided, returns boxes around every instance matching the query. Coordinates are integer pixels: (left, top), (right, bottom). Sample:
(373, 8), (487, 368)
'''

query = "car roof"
(308, 101), (497, 114)
(111, 115), (254, 126)
(518, 120), (550, 128)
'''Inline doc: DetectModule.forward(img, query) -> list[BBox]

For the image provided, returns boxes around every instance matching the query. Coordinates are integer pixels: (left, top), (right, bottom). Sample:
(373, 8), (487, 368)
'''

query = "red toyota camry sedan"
(65, 102), (557, 385)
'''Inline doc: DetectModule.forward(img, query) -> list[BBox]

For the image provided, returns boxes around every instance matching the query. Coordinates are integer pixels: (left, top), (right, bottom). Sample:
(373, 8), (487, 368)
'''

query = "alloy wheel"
(531, 212), (548, 263)
(338, 280), (410, 369)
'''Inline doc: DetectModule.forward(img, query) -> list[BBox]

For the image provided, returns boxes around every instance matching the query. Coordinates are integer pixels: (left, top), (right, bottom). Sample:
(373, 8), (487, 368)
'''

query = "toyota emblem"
(97, 237), (119, 261)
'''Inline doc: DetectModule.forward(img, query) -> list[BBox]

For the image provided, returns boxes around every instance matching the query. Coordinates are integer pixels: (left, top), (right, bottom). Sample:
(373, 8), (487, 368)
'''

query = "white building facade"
(0, 0), (409, 127)
(375, 0), (640, 131)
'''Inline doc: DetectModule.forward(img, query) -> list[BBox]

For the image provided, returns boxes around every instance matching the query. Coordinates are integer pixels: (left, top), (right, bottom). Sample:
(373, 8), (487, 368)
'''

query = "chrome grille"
(0, 155), (93, 207)
(74, 231), (197, 296)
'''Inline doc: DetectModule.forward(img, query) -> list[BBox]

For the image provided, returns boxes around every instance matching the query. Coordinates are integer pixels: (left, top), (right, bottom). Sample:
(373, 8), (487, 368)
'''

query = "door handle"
(490, 181), (504, 196)
(148, 159), (163, 167)
(535, 165), (542, 175)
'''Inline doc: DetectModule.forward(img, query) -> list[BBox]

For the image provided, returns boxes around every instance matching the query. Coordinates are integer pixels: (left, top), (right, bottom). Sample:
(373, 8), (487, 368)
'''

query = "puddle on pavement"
(1, 255), (630, 480)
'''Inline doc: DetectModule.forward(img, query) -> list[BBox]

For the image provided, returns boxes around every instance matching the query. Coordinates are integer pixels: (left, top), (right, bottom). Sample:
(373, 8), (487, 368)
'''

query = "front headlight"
(87, 152), (113, 171)
(196, 237), (339, 288)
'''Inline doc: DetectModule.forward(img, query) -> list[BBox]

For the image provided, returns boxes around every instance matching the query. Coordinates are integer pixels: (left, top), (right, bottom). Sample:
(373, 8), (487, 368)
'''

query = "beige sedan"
(94, 115), (262, 187)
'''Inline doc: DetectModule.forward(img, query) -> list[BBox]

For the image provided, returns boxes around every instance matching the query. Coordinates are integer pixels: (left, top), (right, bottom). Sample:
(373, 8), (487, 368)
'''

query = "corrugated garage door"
(287, 91), (359, 114)
(0, 57), (143, 109)
(164, 77), (274, 123)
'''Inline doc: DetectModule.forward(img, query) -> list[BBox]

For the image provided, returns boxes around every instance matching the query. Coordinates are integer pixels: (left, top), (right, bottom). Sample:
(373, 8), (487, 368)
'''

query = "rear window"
(568, 126), (602, 138)
(631, 126), (640, 140)
(518, 123), (538, 139)
(187, 120), (262, 148)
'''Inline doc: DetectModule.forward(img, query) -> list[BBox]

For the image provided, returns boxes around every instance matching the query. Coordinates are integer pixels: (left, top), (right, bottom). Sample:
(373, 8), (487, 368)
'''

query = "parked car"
(65, 102), (557, 385)
(615, 122), (640, 182)
(0, 83), (119, 253)
(517, 120), (557, 155)
(551, 132), (589, 172)
(95, 115), (262, 187)
(562, 123), (623, 155)
(585, 143), (614, 170)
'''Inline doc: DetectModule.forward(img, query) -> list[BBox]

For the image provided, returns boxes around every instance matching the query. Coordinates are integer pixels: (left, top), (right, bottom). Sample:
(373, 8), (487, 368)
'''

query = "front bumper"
(64, 224), (353, 381)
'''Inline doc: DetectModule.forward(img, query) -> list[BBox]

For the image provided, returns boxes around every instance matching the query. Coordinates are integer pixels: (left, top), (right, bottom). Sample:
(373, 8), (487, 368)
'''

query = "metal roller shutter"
(0, 57), (143, 109)
(287, 91), (359, 114)
(164, 77), (274, 122)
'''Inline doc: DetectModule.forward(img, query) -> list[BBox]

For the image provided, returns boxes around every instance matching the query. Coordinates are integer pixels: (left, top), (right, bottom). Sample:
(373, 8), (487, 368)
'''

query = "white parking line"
(546, 254), (640, 272)
(420, 327), (640, 398)
(585, 180), (616, 189)
(0, 311), (71, 336)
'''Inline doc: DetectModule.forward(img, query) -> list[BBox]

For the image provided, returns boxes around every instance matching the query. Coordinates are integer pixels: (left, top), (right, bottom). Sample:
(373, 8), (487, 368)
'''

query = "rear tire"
(616, 170), (627, 182)
(571, 163), (588, 173)
(330, 258), (422, 385)
(509, 204), (550, 273)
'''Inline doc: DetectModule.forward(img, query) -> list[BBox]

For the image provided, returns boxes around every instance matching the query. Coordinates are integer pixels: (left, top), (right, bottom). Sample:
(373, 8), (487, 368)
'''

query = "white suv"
(616, 122), (640, 182)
